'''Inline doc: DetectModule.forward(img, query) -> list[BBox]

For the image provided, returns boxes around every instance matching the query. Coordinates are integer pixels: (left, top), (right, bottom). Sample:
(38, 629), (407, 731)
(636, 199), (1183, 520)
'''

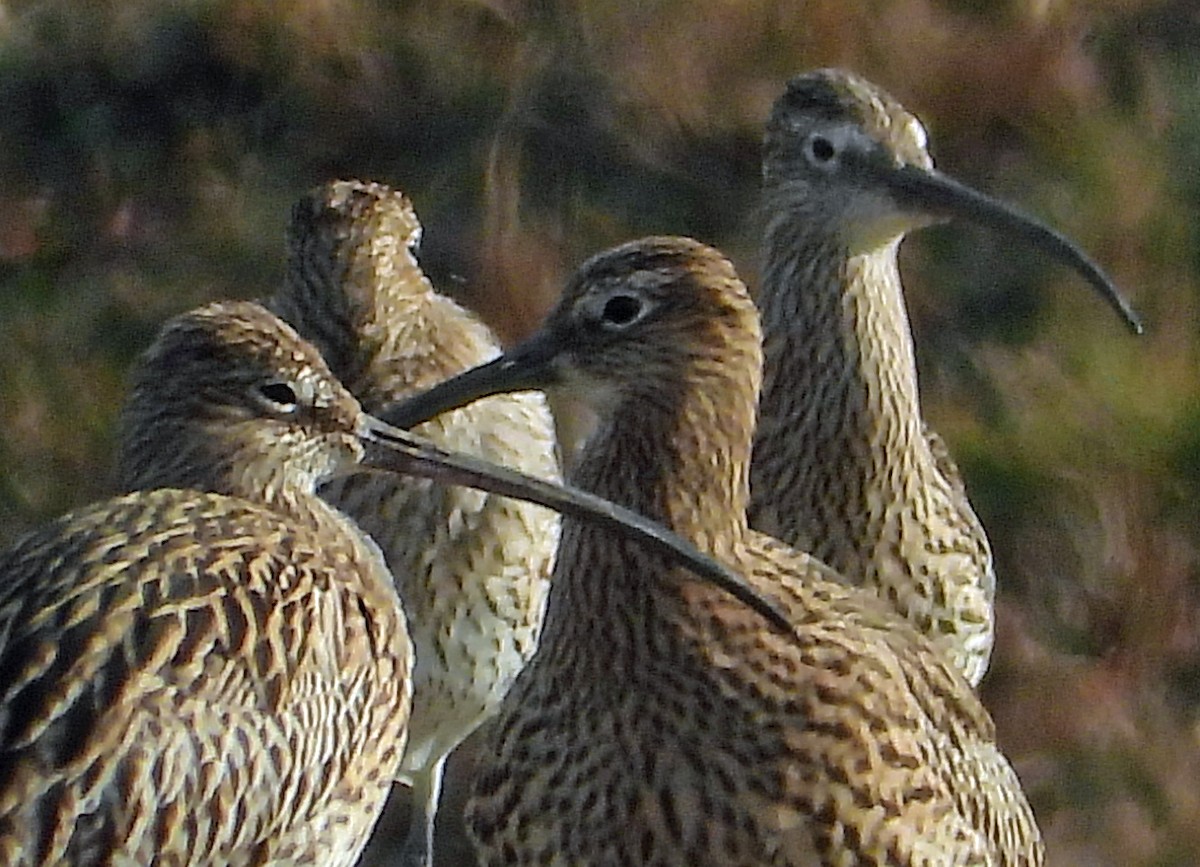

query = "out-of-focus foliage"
(0, 1), (1198, 864)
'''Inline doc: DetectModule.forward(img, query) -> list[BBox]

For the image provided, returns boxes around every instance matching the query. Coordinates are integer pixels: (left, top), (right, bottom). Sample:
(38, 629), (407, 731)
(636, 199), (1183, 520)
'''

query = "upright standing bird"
(0, 298), (747, 866)
(0, 301), (411, 867)
(386, 237), (1045, 865)
(751, 68), (1142, 686)
(269, 180), (561, 867)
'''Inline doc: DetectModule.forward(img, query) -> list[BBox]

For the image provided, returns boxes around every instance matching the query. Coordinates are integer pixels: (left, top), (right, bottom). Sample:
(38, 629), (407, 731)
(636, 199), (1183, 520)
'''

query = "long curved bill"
(882, 162), (1144, 334)
(385, 335), (560, 431)
(357, 406), (793, 635)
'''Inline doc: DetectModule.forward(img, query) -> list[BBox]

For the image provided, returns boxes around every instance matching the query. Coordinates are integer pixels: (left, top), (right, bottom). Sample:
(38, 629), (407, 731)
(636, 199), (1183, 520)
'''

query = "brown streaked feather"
(270, 180), (560, 866)
(377, 236), (1046, 864)
(0, 490), (409, 866)
(0, 300), (414, 866)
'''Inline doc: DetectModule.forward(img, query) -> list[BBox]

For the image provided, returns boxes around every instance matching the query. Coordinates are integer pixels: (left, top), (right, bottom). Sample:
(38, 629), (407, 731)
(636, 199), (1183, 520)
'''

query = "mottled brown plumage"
(270, 180), (561, 866)
(0, 301), (413, 866)
(386, 237), (1045, 865)
(0, 298), (744, 866)
(751, 69), (1140, 686)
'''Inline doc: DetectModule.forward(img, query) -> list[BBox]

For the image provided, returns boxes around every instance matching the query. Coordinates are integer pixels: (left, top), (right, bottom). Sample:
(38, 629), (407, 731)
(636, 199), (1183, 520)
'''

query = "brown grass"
(1, 1), (1197, 863)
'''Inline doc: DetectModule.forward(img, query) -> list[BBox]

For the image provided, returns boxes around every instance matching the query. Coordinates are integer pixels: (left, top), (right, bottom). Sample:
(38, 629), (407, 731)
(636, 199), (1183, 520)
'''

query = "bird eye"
(258, 382), (299, 411)
(805, 134), (837, 167)
(599, 294), (645, 328)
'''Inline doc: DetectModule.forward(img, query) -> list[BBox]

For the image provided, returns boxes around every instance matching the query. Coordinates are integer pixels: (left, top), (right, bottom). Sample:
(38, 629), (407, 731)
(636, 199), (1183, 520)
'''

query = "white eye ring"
(257, 381), (299, 412)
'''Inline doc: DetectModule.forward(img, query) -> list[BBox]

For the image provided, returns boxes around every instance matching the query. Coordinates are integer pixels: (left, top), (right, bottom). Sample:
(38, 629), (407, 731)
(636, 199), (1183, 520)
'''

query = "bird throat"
(752, 233), (933, 577)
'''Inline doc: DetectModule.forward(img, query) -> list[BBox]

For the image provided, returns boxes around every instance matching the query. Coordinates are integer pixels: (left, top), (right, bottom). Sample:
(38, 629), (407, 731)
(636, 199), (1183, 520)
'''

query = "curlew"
(0, 298), (761, 866)
(751, 68), (1142, 686)
(386, 237), (1045, 865)
(269, 179), (562, 867)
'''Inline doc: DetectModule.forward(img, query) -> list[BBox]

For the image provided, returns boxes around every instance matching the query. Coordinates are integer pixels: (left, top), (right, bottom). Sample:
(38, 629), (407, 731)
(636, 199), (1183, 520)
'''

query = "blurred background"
(1, 0), (1198, 864)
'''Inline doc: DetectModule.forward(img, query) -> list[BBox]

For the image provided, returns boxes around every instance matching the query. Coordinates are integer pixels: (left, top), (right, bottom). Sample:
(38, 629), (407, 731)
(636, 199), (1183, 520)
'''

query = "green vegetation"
(1, 1), (1197, 864)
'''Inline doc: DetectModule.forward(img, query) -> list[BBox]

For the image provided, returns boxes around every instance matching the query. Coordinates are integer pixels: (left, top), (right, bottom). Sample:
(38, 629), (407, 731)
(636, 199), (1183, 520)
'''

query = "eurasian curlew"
(0, 298), (758, 866)
(269, 179), (562, 867)
(751, 68), (1141, 686)
(387, 237), (1045, 865)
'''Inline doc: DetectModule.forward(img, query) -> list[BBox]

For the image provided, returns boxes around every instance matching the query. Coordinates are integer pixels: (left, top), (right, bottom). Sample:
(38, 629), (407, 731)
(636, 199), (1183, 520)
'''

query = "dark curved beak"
(357, 411), (793, 635)
(382, 332), (562, 431)
(882, 162), (1143, 334)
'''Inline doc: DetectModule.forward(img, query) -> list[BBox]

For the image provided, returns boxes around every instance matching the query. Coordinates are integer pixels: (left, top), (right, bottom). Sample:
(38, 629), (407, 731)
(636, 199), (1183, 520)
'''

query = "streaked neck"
(540, 360), (757, 665)
(752, 222), (929, 563)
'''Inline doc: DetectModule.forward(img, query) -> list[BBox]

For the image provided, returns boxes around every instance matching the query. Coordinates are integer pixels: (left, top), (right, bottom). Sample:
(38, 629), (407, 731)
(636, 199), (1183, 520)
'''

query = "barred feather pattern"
(461, 237), (1042, 865)
(0, 301), (414, 865)
(750, 69), (996, 687)
(274, 180), (560, 776)
(271, 181), (561, 862)
(0, 491), (409, 866)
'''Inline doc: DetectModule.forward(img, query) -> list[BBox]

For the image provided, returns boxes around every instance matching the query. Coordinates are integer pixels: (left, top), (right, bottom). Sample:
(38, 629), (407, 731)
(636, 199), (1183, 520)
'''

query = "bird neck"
(213, 451), (330, 526)
(277, 252), (360, 383)
(580, 357), (757, 547)
(752, 224), (935, 568)
(118, 420), (344, 531)
(537, 358), (757, 668)
(359, 289), (502, 406)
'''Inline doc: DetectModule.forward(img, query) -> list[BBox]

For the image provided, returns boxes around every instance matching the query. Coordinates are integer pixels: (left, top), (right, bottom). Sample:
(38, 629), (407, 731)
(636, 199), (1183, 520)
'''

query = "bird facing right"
(0, 300), (415, 866)
(750, 68), (1142, 687)
(0, 297), (741, 866)
(385, 237), (1045, 866)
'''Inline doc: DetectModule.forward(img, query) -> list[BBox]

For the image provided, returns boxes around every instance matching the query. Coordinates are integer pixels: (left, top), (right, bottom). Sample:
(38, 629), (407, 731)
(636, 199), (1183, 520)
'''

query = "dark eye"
(258, 382), (299, 410)
(600, 294), (645, 328)
(805, 134), (837, 166)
